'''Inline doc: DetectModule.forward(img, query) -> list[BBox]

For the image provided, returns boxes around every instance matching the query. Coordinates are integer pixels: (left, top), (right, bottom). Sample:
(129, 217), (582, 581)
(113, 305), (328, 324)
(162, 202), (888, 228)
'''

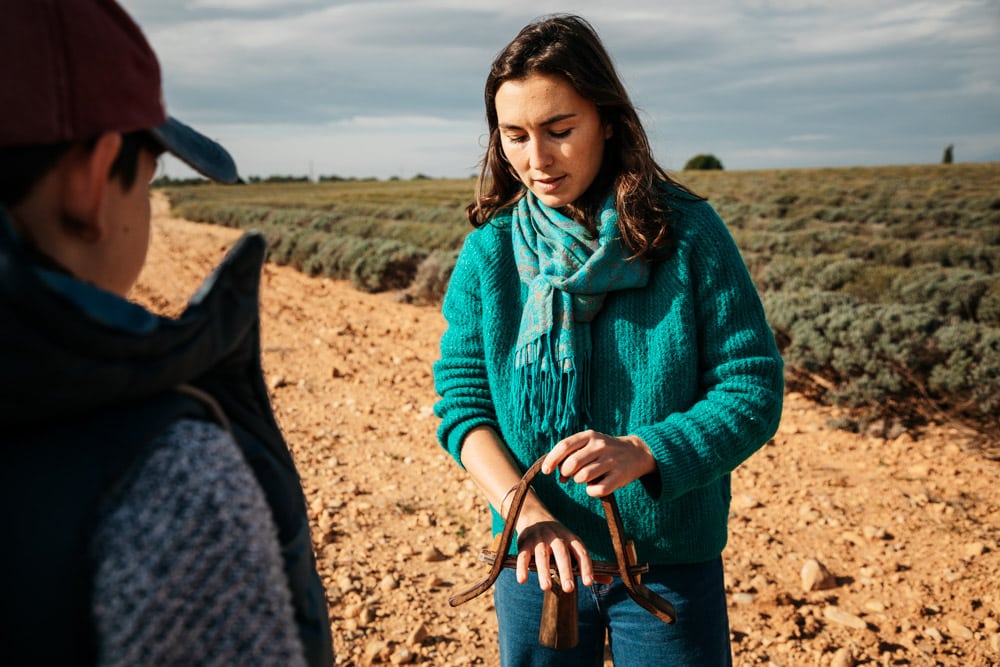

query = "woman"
(433, 14), (783, 666)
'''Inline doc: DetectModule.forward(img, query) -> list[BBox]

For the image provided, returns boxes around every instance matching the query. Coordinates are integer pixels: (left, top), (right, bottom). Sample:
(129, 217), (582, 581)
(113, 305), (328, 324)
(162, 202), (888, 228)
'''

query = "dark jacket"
(0, 212), (333, 666)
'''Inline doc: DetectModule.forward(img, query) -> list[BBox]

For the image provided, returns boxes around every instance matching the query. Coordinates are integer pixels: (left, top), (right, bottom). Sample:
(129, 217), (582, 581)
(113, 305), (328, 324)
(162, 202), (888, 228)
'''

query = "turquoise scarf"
(512, 192), (650, 438)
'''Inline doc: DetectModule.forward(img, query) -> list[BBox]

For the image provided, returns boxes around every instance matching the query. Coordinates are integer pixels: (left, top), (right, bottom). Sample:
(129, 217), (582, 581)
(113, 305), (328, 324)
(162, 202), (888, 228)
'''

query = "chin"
(531, 190), (577, 210)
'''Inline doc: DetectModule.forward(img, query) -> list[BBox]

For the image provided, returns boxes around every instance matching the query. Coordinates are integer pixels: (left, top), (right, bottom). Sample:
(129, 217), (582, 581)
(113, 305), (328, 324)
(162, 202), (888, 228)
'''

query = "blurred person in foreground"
(0, 1), (332, 664)
(434, 14), (784, 666)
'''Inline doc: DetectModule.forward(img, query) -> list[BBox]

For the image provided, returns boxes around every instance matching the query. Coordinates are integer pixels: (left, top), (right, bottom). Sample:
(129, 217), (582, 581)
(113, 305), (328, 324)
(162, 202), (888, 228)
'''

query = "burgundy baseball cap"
(0, 0), (238, 184)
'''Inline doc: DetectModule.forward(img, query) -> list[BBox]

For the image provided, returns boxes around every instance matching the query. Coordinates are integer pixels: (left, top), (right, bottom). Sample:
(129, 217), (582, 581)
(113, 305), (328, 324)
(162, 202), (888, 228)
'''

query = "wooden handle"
(539, 573), (578, 649)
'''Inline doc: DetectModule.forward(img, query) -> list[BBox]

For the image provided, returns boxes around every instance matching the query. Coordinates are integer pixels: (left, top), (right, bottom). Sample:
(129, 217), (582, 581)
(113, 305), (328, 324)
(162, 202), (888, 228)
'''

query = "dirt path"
(132, 193), (999, 666)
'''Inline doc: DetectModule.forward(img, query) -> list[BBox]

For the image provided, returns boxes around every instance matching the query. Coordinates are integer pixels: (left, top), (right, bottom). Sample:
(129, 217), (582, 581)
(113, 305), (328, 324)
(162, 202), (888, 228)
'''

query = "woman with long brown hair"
(434, 14), (783, 665)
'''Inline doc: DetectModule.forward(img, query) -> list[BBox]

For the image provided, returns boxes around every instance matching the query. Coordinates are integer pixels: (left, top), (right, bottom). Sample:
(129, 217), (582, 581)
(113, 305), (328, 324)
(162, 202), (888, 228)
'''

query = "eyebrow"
(499, 113), (577, 131)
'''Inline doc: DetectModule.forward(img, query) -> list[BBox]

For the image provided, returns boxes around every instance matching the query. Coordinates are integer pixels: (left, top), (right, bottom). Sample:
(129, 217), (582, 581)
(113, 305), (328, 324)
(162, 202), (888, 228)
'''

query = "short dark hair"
(469, 14), (696, 259)
(0, 131), (163, 207)
(109, 131), (165, 189)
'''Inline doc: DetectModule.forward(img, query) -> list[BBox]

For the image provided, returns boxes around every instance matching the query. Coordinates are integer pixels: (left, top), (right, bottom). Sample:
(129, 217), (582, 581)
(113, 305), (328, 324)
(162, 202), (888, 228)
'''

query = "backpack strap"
(175, 383), (232, 434)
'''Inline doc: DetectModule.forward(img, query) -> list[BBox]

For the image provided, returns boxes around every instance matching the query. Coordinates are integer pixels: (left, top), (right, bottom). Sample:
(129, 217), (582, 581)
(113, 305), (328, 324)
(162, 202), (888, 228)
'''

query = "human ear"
(61, 132), (122, 242)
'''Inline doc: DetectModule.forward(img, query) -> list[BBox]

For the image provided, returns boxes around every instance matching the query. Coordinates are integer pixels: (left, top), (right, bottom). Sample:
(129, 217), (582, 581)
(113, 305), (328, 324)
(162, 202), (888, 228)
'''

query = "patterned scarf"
(512, 191), (650, 438)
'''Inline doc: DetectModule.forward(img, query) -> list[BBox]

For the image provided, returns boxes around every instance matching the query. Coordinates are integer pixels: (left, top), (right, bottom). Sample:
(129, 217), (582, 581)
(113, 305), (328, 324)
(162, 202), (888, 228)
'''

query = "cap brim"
(149, 117), (239, 184)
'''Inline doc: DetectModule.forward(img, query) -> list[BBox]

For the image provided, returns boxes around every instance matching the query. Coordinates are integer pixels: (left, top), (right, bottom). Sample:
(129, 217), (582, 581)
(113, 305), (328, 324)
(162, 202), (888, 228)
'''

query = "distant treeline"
(159, 163), (1000, 439)
(151, 173), (454, 188)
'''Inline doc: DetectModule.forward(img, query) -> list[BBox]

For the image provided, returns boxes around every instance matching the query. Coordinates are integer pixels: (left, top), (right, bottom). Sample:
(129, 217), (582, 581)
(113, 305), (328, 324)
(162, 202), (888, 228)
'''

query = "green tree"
(942, 144), (954, 164)
(684, 154), (724, 170)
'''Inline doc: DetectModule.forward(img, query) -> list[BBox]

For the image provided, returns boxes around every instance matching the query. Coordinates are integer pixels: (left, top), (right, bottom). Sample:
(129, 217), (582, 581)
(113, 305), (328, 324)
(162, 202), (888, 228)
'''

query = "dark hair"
(0, 131), (163, 207)
(109, 131), (164, 190)
(469, 14), (695, 259)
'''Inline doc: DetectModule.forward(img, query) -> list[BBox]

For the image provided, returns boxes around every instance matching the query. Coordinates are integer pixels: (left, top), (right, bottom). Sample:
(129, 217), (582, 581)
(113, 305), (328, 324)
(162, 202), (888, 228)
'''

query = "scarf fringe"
(514, 334), (589, 438)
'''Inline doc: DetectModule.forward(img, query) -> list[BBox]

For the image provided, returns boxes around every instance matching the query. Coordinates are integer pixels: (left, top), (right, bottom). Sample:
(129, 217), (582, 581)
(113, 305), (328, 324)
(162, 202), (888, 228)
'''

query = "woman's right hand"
(511, 498), (598, 592)
(458, 426), (609, 593)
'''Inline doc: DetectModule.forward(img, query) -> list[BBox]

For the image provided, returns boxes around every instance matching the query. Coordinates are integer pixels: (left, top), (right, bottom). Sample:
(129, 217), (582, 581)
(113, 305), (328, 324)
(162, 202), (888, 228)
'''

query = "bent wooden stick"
(449, 455), (676, 649)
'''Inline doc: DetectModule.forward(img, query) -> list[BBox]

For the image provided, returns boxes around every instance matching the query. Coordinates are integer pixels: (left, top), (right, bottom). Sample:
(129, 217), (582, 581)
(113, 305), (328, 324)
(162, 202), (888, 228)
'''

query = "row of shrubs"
(168, 191), (466, 297)
(765, 290), (999, 431)
(737, 229), (999, 273)
(747, 257), (1000, 324)
(160, 163), (1000, 436)
(681, 165), (999, 434)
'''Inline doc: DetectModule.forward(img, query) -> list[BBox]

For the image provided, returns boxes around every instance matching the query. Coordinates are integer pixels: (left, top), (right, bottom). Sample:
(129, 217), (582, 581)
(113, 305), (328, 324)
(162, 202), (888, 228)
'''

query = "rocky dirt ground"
(133, 194), (1000, 666)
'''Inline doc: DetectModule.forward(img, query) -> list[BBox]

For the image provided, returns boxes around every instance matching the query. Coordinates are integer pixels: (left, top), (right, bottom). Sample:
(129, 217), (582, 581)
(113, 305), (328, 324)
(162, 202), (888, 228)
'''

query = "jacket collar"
(0, 208), (267, 426)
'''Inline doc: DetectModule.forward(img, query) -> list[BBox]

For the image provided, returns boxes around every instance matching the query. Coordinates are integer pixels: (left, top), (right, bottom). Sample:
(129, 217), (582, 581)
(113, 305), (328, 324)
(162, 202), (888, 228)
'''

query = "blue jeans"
(494, 558), (732, 667)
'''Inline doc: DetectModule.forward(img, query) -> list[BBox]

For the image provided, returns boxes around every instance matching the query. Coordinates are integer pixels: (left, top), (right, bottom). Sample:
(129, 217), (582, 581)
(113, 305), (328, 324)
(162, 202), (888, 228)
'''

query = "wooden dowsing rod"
(449, 455), (676, 649)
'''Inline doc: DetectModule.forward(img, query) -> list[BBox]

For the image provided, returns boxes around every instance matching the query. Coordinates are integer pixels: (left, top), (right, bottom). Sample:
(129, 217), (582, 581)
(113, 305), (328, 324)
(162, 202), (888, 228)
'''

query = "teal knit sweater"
(433, 188), (784, 565)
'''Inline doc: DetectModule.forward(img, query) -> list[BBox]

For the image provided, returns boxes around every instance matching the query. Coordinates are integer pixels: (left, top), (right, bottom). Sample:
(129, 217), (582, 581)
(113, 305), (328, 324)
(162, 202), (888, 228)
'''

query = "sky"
(119, 0), (1000, 181)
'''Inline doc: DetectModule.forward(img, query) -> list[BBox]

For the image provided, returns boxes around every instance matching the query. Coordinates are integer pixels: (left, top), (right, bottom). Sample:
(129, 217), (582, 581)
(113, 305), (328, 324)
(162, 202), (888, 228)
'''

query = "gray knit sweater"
(90, 419), (308, 666)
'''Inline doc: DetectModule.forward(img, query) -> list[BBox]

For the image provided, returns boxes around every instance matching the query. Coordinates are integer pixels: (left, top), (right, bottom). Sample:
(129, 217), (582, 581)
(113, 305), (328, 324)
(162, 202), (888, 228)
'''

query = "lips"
(532, 175), (565, 192)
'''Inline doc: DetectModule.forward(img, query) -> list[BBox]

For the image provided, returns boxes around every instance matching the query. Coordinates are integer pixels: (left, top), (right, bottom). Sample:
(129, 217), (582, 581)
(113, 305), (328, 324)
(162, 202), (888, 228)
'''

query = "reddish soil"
(132, 194), (1000, 666)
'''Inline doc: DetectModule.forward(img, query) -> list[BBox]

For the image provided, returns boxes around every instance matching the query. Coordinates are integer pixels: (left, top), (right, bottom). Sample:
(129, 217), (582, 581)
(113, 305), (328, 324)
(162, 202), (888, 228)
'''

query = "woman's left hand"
(541, 430), (656, 497)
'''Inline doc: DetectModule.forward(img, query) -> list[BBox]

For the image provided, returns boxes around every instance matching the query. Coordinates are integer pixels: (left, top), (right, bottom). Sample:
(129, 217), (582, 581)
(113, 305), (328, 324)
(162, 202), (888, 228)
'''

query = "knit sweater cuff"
(633, 421), (695, 501)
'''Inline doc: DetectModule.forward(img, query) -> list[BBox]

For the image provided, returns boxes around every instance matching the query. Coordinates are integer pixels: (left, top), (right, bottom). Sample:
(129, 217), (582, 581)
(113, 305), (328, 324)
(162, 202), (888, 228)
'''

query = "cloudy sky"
(120, 0), (1000, 180)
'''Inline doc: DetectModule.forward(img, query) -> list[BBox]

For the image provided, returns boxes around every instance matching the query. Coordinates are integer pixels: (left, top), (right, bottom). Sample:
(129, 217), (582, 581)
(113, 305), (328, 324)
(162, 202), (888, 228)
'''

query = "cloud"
(785, 134), (834, 143)
(157, 115), (486, 180)
(122, 0), (1000, 175)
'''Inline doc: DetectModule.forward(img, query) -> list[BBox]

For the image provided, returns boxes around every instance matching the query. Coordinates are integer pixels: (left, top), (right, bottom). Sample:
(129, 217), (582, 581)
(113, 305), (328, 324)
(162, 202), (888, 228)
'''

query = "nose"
(527, 137), (552, 170)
